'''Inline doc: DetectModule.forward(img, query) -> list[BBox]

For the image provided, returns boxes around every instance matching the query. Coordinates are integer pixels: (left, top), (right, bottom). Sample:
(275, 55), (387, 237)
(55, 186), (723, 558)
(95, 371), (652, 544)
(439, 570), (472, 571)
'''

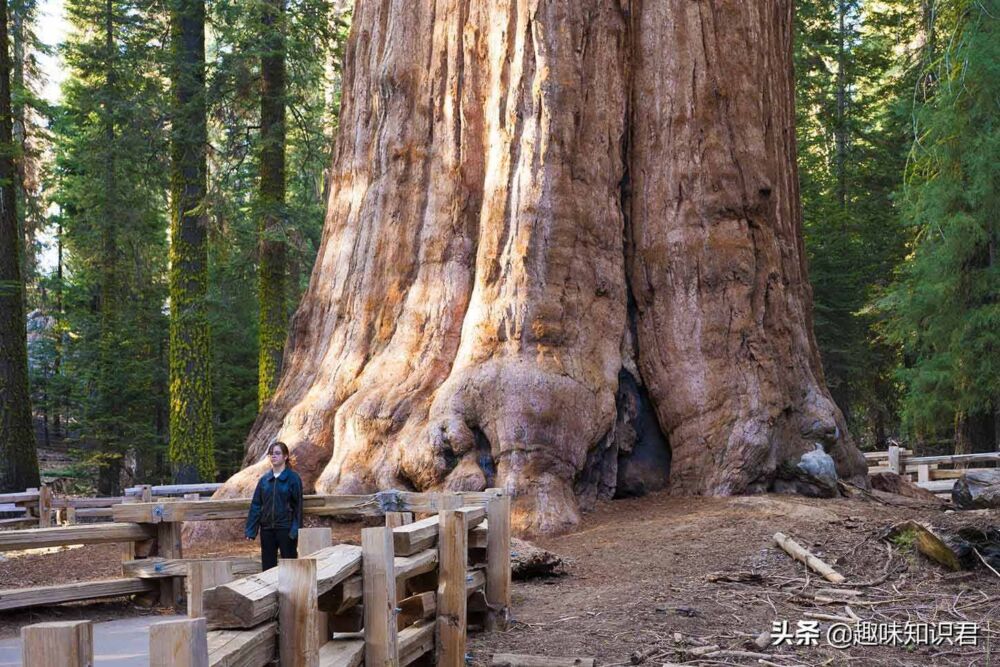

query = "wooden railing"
(0, 482), (221, 529)
(11, 489), (512, 667)
(866, 444), (1000, 495)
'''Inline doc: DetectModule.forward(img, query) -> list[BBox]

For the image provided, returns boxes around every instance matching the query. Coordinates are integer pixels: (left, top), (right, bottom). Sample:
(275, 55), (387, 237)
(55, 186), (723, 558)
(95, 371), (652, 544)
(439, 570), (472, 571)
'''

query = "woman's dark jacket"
(245, 468), (303, 540)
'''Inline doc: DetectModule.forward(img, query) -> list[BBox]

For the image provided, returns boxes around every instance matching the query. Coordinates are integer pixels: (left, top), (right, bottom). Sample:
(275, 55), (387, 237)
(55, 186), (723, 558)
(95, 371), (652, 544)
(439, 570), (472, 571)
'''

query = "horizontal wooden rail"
(0, 491), (40, 504)
(51, 496), (126, 509)
(123, 557), (261, 579)
(124, 483), (222, 497)
(112, 490), (496, 524)
(0, 577), (156, 611)
(904, 452), (1000, 466)
(0, 522), (155, 552)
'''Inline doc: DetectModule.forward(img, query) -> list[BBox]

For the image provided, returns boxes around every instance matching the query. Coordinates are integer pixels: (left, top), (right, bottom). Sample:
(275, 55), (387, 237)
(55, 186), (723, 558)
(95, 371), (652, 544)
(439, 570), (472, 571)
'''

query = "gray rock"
(772, 444), (839, 498)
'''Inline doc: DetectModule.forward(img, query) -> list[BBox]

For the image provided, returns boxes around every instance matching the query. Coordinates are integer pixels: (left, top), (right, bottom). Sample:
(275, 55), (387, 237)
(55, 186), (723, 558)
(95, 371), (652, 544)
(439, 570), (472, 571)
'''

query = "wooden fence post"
(37, 485), (52, 528)
(64, 507), (77, 525)
(888, 445), (902, 475)
(187, 561), (234, 618)
(279, 557), (320, 667)
(296, 526), (332, 645)
(21, 620), (93, 667)
(297, 527), (333, 555)
(157, 521), (184, 608)
(485, 493), (511, 631)
(363, 525), (398, 666)
(149, 617), (208, 667)
(141, 485), (153, 502)
(437, 508), (467, 667)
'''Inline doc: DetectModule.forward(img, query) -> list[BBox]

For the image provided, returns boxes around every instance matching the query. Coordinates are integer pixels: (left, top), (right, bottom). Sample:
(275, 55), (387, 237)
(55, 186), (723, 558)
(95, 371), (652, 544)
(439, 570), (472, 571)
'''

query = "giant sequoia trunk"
(204, 0), (868, 535)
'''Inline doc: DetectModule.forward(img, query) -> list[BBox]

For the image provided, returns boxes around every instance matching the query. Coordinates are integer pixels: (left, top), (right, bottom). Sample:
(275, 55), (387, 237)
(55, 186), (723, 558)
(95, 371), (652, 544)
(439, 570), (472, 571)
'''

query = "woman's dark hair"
(269, 441), (292, 467)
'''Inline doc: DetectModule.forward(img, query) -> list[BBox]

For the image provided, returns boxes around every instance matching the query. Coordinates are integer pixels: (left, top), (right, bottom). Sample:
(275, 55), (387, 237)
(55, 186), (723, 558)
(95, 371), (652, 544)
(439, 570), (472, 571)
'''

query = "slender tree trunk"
(52, 219), (62, 440)
(168, 0), (214, 483)
(834, 0), (848, 210)
(96, 0), (121, 496)
(0, 0), (39, 492)
(200, 0), (868, 537)
(257, 0), (288, 410)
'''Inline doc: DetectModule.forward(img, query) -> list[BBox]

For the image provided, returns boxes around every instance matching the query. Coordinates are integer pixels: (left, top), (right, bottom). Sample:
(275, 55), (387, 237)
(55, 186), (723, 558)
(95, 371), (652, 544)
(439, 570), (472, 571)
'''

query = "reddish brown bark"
(199, 0), (867, 537)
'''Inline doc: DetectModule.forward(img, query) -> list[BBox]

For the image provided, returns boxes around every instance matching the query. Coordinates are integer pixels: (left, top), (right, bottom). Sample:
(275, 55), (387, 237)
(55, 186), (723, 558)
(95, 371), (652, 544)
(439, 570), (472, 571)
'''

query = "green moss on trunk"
(257, 0), (288, 409)
(168, 0), (214, 482)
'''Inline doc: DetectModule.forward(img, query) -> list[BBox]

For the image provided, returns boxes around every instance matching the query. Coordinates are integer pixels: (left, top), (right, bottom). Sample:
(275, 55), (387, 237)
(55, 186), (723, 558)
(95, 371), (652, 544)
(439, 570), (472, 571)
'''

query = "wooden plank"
(906, 452), (1000, 466)
(318, 639), (364, 667)
(205, 568), (279, 629)
(158, 521), (184, 608)
(398, 620), (435, 667)
(393, 506), (485, 557)
(485, 494), (511, 631)
(123, 557), (261, 579)
(189, 561), (235, 618)
(0, 522), (155, 551)
(395, 548), (438, 582)
(466, 569), (485, 593)
(37, 486), (52, 528)
(207, 622), (277, 667)
(205, 545), (360, 629)
(0, 491), (40, 504)
(318, 575), (362, 614)
(299, 527), (334, 556)
(150, 617), (209, 667)
(297, 528), (333, 648)
(888, 445), (902, 475)
(126, 483), (223, 497)
(50, 496), (126, 509)
(393, 516), (440, 557)
(113, 492), (491, 525)
(915, 479), (958, 493)
(362, 526), (398, 666)
(0, 578), (156, 611)
(917, 464), (931, 484)
(279, 558), (321, 667)
(437, 510), (467, 667)
(113, 495), (385, 524)
(397, 592), (436, 630)
(21, 620), (93, 667)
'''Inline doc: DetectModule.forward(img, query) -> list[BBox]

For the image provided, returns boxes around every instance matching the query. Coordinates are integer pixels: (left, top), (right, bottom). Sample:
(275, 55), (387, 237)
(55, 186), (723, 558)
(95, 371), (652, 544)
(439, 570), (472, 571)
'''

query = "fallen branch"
(974, 548), (1000, 579)
(491, 655), (596, 667)
(773, 532), (846, 583)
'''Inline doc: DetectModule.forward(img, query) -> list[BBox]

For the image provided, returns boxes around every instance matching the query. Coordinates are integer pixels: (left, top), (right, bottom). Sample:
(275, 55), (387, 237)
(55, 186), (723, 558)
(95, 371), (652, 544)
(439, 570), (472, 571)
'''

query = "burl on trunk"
(204, 0), (867, 536)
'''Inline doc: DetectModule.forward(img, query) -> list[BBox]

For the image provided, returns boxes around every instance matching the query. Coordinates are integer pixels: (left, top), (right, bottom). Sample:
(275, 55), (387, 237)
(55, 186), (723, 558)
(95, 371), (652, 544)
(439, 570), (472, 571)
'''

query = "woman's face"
(269, 447), (286, 466)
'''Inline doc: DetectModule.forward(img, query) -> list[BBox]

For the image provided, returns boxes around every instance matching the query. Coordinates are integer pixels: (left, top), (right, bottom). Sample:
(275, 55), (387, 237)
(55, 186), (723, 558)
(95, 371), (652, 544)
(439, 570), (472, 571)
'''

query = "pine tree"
(879, 0), (1000, 450)
(51, 0), (170, 492)
(0, 0), (40, 493)
(795, 0), (918, 445)
(168, 0), (215, 482)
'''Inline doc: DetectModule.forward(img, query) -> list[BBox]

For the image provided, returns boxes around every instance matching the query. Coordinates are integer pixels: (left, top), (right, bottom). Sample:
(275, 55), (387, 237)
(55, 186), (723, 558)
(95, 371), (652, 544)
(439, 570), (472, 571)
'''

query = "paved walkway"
(0, 614), (185, 666)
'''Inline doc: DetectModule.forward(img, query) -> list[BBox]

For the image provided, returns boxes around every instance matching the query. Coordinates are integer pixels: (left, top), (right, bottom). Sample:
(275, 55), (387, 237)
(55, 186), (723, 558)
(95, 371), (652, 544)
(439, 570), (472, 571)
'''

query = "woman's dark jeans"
(260, 528), (298, 571)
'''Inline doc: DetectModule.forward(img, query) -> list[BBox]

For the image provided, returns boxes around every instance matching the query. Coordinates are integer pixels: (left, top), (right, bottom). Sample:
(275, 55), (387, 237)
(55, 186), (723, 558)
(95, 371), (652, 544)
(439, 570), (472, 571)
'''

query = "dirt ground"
(1, 491), (997, 666)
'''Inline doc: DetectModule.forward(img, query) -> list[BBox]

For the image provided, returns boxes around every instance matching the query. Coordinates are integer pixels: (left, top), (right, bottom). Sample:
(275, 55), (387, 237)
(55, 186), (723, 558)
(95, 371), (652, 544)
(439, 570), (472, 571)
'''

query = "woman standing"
(245, 441), (303, 570)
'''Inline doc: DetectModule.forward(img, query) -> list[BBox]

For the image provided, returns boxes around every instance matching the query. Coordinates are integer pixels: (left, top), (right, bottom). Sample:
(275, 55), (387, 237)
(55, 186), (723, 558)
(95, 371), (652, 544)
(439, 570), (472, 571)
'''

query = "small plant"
(890, 527), (918, 553)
